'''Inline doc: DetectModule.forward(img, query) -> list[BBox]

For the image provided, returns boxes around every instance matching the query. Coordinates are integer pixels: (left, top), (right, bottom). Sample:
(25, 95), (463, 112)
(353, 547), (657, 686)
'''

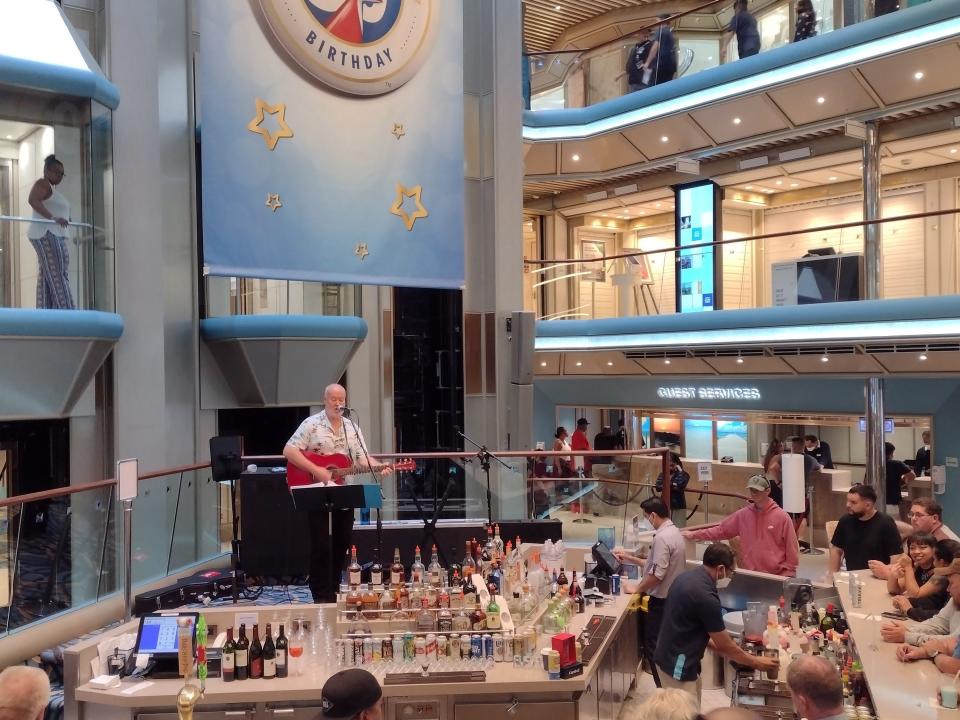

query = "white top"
(29, 184), (70, 239)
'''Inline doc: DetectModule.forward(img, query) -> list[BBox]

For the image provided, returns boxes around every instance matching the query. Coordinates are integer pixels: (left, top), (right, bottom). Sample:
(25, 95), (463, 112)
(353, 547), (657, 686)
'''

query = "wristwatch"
(928, 647), (941, 659)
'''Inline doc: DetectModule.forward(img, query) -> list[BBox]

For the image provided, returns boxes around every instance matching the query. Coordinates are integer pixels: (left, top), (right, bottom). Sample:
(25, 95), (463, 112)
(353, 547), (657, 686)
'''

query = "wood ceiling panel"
(767, 71), (879, 126)
(524, 0), (647, 53)
(858, 43), (960, 106)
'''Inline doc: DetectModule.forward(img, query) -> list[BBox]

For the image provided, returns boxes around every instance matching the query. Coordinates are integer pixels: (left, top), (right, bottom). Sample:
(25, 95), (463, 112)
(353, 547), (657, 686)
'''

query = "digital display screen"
(135, 614), (195, 655)
(675, 181), (719, 313)
(859, 418), (894, 433)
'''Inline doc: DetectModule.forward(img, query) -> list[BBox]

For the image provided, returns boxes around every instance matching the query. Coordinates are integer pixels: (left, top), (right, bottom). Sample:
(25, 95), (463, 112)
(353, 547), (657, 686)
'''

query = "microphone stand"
(342, 408), (385, 574)
(457, 428), (512, 529)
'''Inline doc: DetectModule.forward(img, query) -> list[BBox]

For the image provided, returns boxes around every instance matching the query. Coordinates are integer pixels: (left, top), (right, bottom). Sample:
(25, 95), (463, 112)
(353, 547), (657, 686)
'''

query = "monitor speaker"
(510, 311), (535, 385)
(210, 435), (244, 482)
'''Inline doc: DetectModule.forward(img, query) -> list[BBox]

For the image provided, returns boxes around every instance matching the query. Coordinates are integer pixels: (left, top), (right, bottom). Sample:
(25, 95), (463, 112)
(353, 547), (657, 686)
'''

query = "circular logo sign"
(258, 0), (436, 96)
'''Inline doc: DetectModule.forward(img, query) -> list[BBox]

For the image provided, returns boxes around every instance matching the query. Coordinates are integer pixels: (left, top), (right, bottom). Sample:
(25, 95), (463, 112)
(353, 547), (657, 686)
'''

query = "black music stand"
(290, 484), (383, 587)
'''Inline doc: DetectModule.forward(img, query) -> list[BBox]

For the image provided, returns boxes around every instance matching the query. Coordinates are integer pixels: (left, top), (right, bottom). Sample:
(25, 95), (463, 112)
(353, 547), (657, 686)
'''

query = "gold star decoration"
(355, 243), (370, 261)
(389, 183), (428, 231)
(246, 98), (294, 151)
(265, 193), (283, 212)
(392, 122), (405, 140)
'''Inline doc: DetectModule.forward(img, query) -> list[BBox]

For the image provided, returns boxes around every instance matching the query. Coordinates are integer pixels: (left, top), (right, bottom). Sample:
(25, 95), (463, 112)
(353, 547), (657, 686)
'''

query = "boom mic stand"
(343, 407), (386, 573)
(457, 428), (512, 529)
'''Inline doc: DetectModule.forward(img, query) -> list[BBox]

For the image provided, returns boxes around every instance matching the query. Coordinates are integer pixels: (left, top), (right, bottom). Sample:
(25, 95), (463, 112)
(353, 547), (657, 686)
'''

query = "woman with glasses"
(27, 154), (74, 309)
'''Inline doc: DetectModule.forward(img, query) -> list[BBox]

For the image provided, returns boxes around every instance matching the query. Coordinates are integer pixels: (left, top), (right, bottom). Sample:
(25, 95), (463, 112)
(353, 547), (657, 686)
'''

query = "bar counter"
(65, 593), (638, 720)
(835, 570), (954, 719)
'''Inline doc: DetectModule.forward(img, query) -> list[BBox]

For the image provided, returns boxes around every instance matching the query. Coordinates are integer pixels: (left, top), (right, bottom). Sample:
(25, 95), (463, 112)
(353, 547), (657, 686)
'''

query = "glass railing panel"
(204, 275), (362, 318)
(2, 483), (115, 636)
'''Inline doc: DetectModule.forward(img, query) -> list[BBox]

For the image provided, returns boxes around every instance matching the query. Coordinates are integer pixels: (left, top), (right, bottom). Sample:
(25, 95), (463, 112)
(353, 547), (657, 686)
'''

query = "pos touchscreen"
(134, 612), (198, 656)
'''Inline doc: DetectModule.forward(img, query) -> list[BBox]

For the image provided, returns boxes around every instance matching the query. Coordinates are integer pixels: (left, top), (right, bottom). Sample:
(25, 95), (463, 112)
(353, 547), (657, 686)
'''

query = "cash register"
(123, 611), (198, 679)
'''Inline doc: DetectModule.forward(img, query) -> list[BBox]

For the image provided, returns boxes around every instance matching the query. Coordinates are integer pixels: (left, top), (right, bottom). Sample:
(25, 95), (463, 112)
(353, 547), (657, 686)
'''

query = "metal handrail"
(0, 214), (100, 231)
(0, 479), (116, 510)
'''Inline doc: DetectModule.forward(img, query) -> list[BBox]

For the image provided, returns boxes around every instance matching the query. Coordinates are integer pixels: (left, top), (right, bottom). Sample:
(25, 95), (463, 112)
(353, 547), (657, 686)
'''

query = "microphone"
(339, 406), (355, 418)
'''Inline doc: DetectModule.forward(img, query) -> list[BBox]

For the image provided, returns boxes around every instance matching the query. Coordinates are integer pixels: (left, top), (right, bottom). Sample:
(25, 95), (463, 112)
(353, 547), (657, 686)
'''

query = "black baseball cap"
(321, 669), (382, 718)
(577, 417), (589, 426)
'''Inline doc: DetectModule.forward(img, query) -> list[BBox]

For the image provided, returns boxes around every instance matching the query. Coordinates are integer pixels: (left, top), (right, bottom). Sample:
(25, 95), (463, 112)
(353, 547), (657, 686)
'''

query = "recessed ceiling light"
(745, 185), (753, 190)
(828, 176), (838, 181)
(606, 361), (614, 366)
(639, 210), (646, 215)
(571, 154), (580, 162)
(914, 71), (925, 80)
(775, 180), (783, 185)
(660, 135), (669, 143)
(951, 148), (958, 154)
(601, 213), (607, 217)
(919, 353), (928, 361)
(3, 135), (11, 140)
(820, 355), (829, 363)
(575, 361), (583, 367)
(790, 182), (799, 188)
(733, 117), (742, 125)
(655, 202), (661, 207)
(736, 355), (744, 364)
(816, 96), (826, 104)
(554, 4), (562, 10)
(540, 361), (547, 367)
(664, 358), (671, 365)
(707, 56), (713, 61)
(764, 189), (774, 193)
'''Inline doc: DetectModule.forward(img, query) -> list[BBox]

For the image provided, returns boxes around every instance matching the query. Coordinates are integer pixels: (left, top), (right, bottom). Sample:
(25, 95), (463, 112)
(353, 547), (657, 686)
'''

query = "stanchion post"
(116, 458), (139, 623)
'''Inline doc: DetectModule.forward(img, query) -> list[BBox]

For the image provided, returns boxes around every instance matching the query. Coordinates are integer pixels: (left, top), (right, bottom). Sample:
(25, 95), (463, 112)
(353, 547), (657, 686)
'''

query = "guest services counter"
(64, 595), (638, 720)
(835, 570), (955, 720)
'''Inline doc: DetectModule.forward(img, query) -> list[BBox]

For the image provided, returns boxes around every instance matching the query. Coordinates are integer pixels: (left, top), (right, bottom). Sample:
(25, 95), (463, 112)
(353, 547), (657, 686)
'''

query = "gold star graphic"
(392, 123), (405, 140)
(265, 193), (283, 212)
(247, 98), (294, 151)
(355, 243), (370, 261)
(389, 183), (428, 231)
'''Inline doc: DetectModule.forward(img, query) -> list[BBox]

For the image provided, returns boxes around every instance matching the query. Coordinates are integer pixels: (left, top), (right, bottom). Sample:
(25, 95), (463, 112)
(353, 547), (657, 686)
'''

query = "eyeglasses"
(908, 512), (931, 519)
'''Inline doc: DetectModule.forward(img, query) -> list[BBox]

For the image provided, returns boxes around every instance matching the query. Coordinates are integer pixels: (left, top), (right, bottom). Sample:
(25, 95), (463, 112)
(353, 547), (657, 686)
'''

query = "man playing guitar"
(283, 383), (392, 603)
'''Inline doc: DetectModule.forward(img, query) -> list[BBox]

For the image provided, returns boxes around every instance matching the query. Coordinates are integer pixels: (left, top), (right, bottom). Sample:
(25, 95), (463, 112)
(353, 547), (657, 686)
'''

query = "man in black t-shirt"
(915, 430), (931, 477)
(723, 0), (761, 60)
(804, 434), (834, 469)
(829, 484), (902, 572)
(654, 543), (778, 707)
(884, 441), (915, 518)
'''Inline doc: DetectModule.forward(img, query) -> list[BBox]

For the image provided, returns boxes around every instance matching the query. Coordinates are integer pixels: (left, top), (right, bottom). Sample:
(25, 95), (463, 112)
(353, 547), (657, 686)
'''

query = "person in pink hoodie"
(682, 474), (799, 577)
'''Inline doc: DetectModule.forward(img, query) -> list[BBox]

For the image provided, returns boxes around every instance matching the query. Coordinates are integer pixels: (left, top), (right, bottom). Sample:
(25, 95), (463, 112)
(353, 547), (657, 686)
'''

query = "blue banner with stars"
(198, 0), (464, 289)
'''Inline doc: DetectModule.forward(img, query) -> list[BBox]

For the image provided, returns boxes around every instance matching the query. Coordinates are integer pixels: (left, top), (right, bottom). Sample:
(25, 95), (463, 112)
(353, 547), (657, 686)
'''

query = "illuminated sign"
(674, 180), (722, 313)
(657, 386), (762, 401)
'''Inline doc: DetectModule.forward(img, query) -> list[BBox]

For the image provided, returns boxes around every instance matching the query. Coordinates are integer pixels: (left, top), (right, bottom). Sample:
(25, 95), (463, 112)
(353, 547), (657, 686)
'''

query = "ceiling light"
(820, 351), (829, 363)
(745, 185), (753, 190)
(828, 176), (838, 181)
(639, 210), (646, 215)
(540, 361), (547, 367)
(736, 353), (744, 364)
(775, 180), (783, 185)
(707, 56), (713, 61)
(790, 183), (799, 188)
(664, 358), (671, 365)
(660, 135), (669, 143)
(764, 189), (774, 193)
(554, 4), (562, 10)
(733, 117), (742, 125)
(571, 154), (580, 162)
(919, 353), (928, 361)
(914, 71), (924, 80)
(951, 148), (958, 154)
(606, 361), (614, 366)
(3, 135), (11, 140)
(575, 361), (583, 367)
(655, 202), (662, 207)
(816, 96), (826, 104)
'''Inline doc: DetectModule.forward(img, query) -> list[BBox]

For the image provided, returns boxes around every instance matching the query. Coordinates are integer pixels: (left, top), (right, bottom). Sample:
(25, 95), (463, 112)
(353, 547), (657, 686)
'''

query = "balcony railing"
(527, 0), (901, 112)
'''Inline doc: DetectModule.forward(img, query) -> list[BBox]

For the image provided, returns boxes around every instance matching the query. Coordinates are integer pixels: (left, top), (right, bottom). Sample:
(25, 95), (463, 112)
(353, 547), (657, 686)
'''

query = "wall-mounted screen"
(674, 181), (722, 313)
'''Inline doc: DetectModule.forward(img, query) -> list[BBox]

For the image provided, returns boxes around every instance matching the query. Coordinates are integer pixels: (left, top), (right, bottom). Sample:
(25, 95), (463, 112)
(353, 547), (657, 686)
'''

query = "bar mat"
(385, 671), (487, 685)
(577, 615), (617, 664)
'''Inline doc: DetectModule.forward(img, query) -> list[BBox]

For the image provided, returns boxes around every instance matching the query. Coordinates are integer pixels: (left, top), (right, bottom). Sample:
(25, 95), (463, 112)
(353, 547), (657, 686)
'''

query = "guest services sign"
(258, 0), (437, 96)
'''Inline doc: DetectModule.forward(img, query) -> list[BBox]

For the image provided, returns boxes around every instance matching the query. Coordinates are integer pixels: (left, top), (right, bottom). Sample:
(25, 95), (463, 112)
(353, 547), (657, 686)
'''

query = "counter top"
(835, 571), (954, 720)
(72, 594), (635, 708)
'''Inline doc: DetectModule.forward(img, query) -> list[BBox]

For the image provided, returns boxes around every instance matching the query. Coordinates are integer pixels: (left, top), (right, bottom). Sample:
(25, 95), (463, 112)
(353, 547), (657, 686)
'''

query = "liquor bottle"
(449, 575), (464, 609)
(390, 547), (404, 587)
(371, 552), (383, 587)
(462, 572), (477, 606)
(462, 540), (477, 578)
(448, 550), (462, 587)
(234, 624), (250, 680)
(275, 624), (288, 679)
(438, 584), (450, 609)
(486, 595), (502, 630)
(778, 595), (787, 626)
(416, 596), (436, 632)
(345, 585), (363, 614)
(557, 568), (569, 588)
(493, 523), (505, 558)
(362, 584), (380, 619)
(470, 597), (487, 631)
(452, 605), (472, 631)
(249, 624), (264, 679)
(348, 545), (362, 588)
(380, 587), (397, 616)
(428, 545), (443, 586)
(820, 604), (836, 635)
(263, 624), (277, 679)
(410, 546), (425, 586)
(835, 612), (849, 637)
(438, 606), (453, 632)
(571, 571), (585, 614)
(482, 526), (494, 566)
(398, 583), (411, 610)
(487, 561), (503, 596)
(222, 627), (237, 682)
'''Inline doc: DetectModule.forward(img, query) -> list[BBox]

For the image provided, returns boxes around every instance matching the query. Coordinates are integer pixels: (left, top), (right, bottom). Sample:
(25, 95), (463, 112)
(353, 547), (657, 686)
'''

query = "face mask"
(716, 570), (732, 589)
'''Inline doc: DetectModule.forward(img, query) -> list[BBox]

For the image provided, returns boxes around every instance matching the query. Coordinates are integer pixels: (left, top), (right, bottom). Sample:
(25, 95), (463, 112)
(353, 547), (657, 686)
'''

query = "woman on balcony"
(794, 0), (818, 42)
(27, 154), (74, 309)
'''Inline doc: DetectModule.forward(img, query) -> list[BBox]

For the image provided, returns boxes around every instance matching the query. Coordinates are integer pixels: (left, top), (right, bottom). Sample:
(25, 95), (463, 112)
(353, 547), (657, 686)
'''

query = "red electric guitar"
(286, 452), (415, 489)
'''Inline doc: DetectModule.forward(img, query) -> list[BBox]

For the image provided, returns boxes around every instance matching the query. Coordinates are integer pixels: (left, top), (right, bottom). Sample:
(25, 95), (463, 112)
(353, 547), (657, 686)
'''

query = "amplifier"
(134, 568), (236, 615)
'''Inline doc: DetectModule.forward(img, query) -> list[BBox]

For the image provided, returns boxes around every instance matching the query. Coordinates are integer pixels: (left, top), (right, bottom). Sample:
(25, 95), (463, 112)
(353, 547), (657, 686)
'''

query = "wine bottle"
(222, 627), (236, 682)
(348, 545), (362, 588)
(249, 624), (263, 679)
(235, 624), (250, 681)
(390, 547), (404, 587)
(263, 623), (277, 679)
(275, 624), (288, 678)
